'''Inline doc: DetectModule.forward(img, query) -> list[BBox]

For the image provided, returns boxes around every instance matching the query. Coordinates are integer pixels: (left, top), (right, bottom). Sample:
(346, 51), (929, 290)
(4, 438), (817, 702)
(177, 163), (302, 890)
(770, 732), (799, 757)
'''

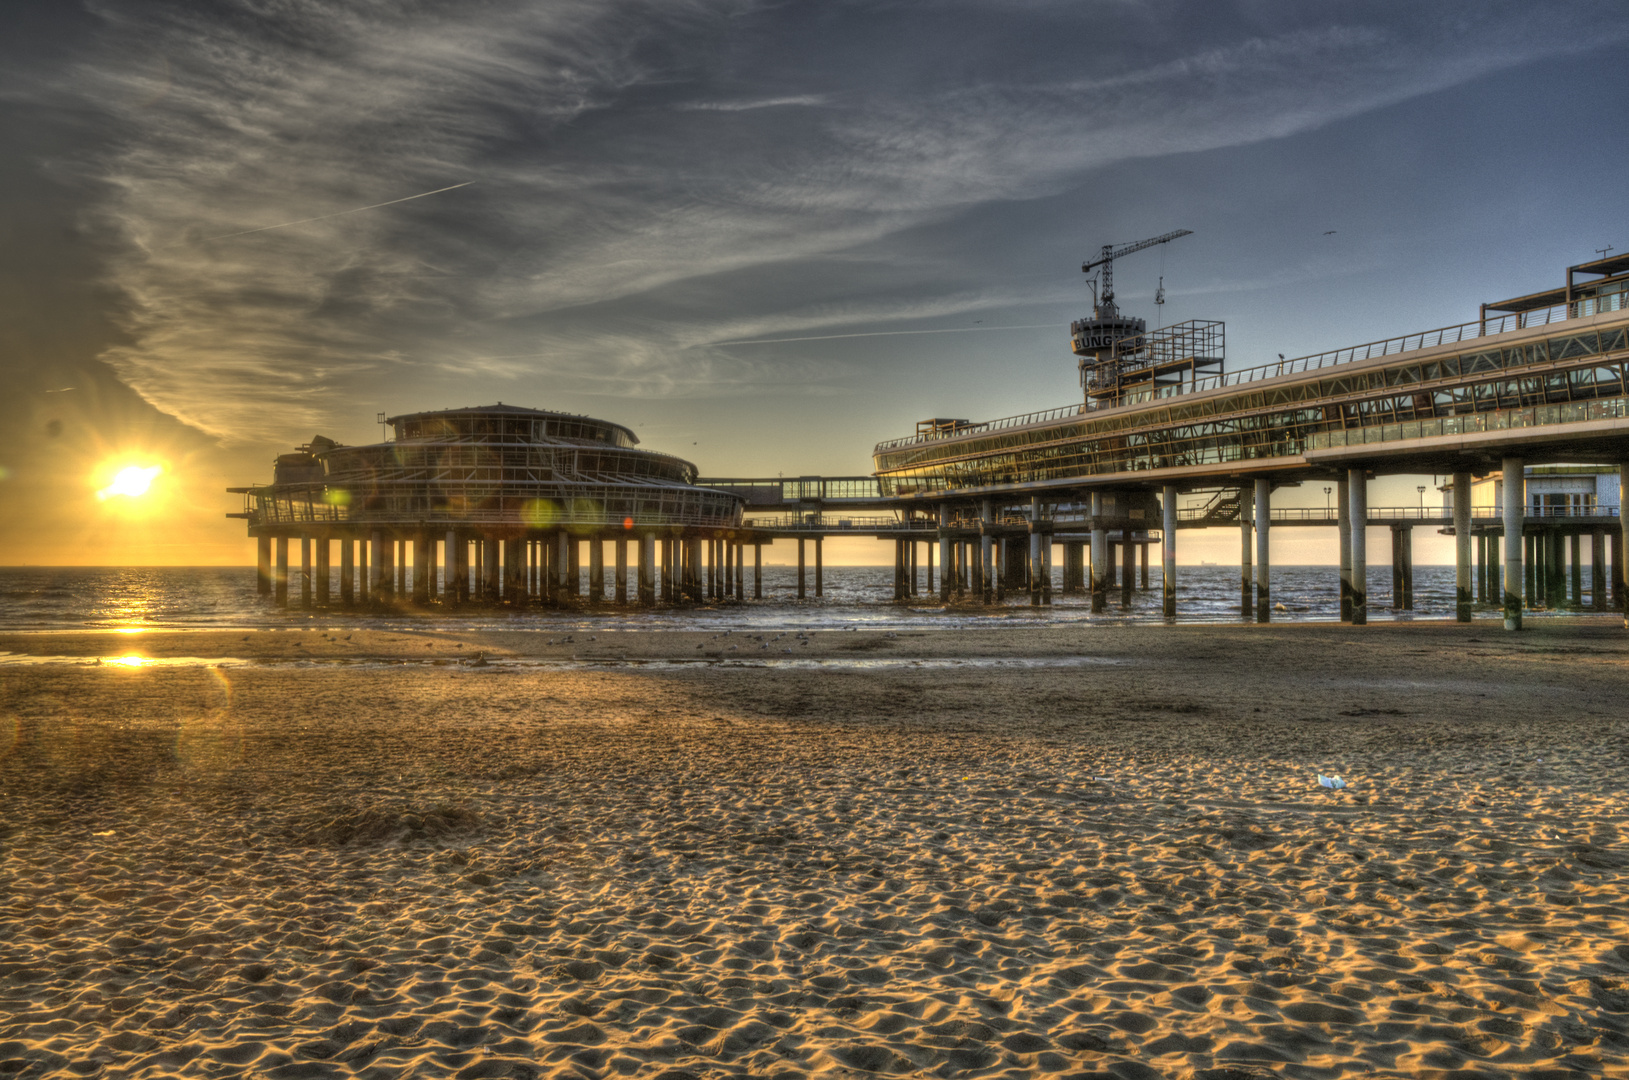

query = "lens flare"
(98, 465), (162, 500)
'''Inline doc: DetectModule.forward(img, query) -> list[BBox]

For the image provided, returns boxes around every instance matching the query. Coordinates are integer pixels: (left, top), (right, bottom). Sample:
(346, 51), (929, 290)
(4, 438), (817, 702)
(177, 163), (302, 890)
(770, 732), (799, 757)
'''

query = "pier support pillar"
(369, 531), (384, 599)
(754, 543), (763, 600)
(1239, 484), (1254, 619)
(975, 532), (989, 604)
(1029, 525), (1042, 607)
(1120, 529), (1133, 608)
(1503, 457), (1525, 630)
(1570, 533), (1582, 608)
(1547, 532), (1558, 607)
(1349, 470), (1368, 625)
(413, 535), (430, 604)
(815, 537), (824, 598)
(1063, 542), (1084, 594)
(1337, 476), (1353, 621)
(615, 538), (628, 604)
(1525, 534), (1537, 608)
(1453, 472), (1472, 621)
(275, 537), (289, 607)
(1475, 531), (1485, 604)
(1042, 532), (1053, 605)
(1139, 541), (1149, 591)
(506, 539), (523, 601)
(1162, 485), (1178, 618)
(1254, 477), (1271, 622)
(797, 538), (806, 600)
(590, 538), (605, 602)
(1402, 526), (1414, 611)
(358, 539), (369, 603)
(735, 541), (744, 599)
(257, 537), (272, 596)
(482, 538), (499, 600)
(1090, 493), (1107, 613)
(1592, 529), (1606, 611)
(340, 537), (355, 605)
(937, 505), (951, 603)
(1619, 464), (1629, 625)
(638, 534), (654, 605)
(444, 531), (460, 605)
(894, 539), (906, 601)
(1391, 527), (1403, 609)
(299, 536), (312, 608)
(316, 535), (328, 607)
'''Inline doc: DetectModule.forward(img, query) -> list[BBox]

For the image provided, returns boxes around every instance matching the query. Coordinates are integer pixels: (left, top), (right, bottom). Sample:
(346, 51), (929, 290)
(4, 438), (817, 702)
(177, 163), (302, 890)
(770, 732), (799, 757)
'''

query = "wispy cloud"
(69, 0), (1629, 444)
(676, 94), (830, 111)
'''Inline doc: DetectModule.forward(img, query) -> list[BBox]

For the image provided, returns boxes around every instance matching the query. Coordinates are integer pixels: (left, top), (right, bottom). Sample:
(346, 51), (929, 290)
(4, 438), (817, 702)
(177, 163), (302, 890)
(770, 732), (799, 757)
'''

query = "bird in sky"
(44, 387), (76, 393)
(1323, 231), (1337, 236)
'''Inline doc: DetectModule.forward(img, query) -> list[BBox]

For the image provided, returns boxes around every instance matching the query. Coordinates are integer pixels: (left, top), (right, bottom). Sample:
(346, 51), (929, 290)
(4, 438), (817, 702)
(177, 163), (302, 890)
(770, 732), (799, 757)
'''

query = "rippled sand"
(2, 621), (1627, 1079)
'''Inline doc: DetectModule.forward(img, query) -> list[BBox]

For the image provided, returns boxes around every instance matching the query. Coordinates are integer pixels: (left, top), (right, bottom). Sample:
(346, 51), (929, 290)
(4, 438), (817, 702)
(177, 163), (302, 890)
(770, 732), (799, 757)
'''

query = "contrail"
(718, 322), (1062, 346)
(199, 181), (475, 241)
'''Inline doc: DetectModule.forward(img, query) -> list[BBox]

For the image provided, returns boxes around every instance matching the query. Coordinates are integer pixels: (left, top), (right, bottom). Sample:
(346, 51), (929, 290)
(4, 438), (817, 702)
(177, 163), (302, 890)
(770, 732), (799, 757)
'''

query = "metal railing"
(1172, 303), (1576, 398)
(744, 514), (924, 531)
(1178, 504), (1620, 524)
(698, 477), (886, 501)
(876, 298), (1593, 451)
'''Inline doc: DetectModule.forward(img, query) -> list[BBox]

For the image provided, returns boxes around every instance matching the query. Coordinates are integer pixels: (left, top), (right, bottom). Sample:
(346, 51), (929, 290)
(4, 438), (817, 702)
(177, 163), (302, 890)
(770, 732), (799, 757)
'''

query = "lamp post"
(1324, 486), (1331, 514)
(1417, 485), (1426, 516)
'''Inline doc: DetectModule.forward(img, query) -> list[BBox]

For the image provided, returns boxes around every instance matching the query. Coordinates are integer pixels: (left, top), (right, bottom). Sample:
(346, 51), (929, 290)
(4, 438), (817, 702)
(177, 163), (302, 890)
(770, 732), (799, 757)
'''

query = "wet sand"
(2, 620), (1627, 1079)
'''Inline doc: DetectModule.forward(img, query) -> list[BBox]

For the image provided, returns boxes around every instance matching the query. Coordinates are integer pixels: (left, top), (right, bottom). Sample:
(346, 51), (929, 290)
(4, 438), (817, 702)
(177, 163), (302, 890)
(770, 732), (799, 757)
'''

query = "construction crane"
(1082, 229), (1192, 319)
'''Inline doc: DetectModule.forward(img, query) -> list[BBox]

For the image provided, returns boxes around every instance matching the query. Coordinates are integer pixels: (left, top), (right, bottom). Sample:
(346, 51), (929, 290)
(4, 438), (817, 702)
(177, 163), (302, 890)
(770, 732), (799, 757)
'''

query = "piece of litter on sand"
(1318, 774), (1347, 790)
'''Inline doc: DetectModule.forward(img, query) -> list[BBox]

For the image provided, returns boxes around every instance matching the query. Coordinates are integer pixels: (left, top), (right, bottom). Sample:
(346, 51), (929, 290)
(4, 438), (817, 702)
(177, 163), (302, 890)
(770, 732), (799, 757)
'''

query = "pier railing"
(1178, 504), (1621, 524)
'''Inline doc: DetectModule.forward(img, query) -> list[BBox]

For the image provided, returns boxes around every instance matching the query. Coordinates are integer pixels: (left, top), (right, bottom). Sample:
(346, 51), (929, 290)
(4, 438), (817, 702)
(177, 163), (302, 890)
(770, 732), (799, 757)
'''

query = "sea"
(0, 565), (1602, 634)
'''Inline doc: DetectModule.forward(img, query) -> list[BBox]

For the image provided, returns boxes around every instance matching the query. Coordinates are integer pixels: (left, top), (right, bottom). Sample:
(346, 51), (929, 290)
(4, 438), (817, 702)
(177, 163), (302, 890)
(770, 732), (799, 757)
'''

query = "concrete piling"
(1453, 472), (1472, 621)
(1090, 493), (1107, 613)
(1162, 484), (1177, 618)
(275, 537), (289, 607)
(1239, 484), (1253, 619)
(1254, 477), (1270, 622)
(257, 537), (272, 596)
(340, 538), (355, 605)
(1337, 476), (1352, 621)
(1348, 469), (1367, 625)
(1503, 457), (1525, 630)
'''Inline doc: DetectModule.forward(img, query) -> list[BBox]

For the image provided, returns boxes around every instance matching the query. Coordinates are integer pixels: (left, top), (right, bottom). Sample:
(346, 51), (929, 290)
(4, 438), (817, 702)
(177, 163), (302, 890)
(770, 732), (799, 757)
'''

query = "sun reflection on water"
(104, 655), (150, 668)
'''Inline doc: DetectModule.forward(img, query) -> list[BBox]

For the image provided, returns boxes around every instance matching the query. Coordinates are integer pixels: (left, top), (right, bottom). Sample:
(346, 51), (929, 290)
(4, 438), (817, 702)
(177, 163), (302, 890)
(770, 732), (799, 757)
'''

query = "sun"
(97, 464), (163, 501)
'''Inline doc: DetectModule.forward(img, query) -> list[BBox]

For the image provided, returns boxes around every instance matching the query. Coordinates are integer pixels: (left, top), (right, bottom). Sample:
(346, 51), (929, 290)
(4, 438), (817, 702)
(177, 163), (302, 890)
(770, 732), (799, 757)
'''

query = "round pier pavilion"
(230, 404), (758, 607)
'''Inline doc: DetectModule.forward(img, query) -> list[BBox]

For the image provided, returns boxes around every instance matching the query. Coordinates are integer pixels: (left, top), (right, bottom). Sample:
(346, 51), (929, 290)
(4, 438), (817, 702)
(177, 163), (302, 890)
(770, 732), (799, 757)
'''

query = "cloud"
(68, 0), (1629, 444)
(676, 94), (831, 111)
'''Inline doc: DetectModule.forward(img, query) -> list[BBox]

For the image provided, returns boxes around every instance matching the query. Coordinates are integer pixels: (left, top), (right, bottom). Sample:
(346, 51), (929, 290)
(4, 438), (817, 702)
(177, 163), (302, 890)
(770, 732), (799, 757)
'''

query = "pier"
(229, 251), (1629, 628)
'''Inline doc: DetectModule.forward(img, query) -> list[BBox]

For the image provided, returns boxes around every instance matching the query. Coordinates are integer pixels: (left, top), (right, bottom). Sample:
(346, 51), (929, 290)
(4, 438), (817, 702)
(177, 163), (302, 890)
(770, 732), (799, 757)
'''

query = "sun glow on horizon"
(97, 464), (163, 502)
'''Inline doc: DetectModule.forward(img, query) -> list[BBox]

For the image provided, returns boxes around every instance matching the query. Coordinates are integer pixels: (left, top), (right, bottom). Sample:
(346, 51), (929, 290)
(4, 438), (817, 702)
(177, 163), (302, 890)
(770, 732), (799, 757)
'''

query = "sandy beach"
(2, 620), (1627, 1079)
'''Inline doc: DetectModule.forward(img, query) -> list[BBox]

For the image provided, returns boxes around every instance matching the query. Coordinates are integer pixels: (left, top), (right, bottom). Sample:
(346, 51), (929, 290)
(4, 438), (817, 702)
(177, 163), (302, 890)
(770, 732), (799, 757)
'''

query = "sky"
(3, 0), (1627, 566)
